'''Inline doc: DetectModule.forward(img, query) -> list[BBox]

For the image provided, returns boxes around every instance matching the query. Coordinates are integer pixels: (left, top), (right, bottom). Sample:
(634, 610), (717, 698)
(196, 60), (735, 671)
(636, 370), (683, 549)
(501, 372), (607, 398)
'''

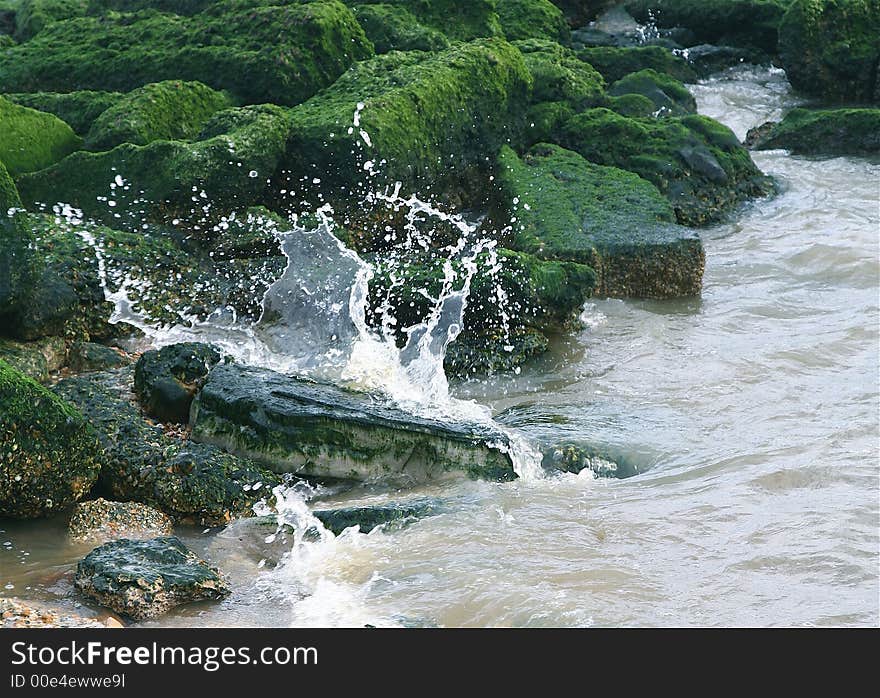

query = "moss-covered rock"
(191, 362), (517, 483)
(0, 1), (374, 105)
(779, 0), (880, 104)
(557, 108), (773, 225)
(15, 0), (88, 41)
(0, 336), (66, 382)
(17, 104), (291, 230)
(313, 497), (441, 534)
(1, 160), (20, 212)
(75, 536), (229, 620)
(68, 498), (173, 542)
(746, 107), (880, 155)
(0, 357), (101, 518)
(495, 144), (704, 298)
(3, 91), (122, 135)
(282, 39), (531, 217)
(608, 68), (697, 115)
(516, 39), (606, 109)
(84, 81), (232, 151)
(352, 3), (449, 52)
(348, 0), (502, 40)
(625, 0), (791, 53)
(134, 342), (222, 424)
(0, 96), (81, 176)
(53, 367), (282, 524)
(606, 92), (657, 117)
(578, 45), (698, 83)
(0, 213), (37, 321)
(498, 0), (570, 42)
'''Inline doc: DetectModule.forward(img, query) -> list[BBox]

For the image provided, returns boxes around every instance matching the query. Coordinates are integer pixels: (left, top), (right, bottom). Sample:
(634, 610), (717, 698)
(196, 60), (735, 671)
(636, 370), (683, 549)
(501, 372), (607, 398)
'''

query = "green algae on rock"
(608, 68), (697, 115)
(84, 80), (232, 151)
(577, 45), (698, 84)
(313, 497), (441, 534)
(134, 342), (222, 424)
(190, 363), (517, 483)
(498, 0), (570, 42)
(0, 95), (81, 176)
(68, 498), (173, 543)
(0, 160), (20, 211)
(0, 357), (101, 518)
(0, 213), (38, 328)
(746, 107), (880, 155)
(0, 1), (374, 106)
(516, 39), (606, 110)
(779, 0), (880, 104)
(352, 3), (449, 52)
(53, 367), (282, 525)
(14, 0), (88, 41)
(557, 108), (773, 225)
(495, 143), (704, 298)
(17, 104), (291, 230)
(3, 91), (122, 135)
(75, 536), (229, 620)
(282, 39), (531, 216)
(0, 336), (66, 382)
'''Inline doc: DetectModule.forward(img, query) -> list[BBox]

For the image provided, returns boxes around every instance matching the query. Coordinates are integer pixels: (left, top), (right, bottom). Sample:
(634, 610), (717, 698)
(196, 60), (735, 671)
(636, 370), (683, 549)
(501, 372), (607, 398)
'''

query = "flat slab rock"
(190, 363), (516, 484)
(75, 536), (229, 620)
(68, 498), (173, 543)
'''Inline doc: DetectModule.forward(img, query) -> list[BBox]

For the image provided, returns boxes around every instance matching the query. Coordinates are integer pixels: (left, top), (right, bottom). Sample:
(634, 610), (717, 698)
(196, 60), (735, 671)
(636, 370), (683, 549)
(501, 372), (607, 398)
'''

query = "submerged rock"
(53, 367), (282, 525)
(496, 143), (704, 298)
(313, 497), (442, 534)
(68, 498), (174, 543)
(746, 108), (880, 156)
(134, 342), (222, 424)
(75, 536), (229, 620)
(779, 0), (880, 104)
(190, 363), (517, 484)
(0, 358), (101, 518)
(541, 443), (640, 478)
(1, 597), (122, 628)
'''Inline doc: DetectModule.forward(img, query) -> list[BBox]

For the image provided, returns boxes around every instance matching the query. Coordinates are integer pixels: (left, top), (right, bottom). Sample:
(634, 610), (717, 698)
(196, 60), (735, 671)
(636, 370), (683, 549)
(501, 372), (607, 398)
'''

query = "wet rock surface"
(134, 342), (222, 424)
(746, 108), (880, 156)
(1, 597), (122, 628)
(53, 367), (281, 525)
(68, 498), (174, 543)
(313, 498), (442, 535)
(75, 536), (229, 620)
(190, 363), (517, 484)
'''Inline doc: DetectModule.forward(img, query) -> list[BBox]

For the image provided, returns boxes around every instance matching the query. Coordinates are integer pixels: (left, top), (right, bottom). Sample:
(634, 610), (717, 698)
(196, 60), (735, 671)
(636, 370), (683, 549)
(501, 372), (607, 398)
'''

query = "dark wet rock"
(1, 597), (123, 628)
(68, 341), (131, 373)
(550, 0), (614, 27)
(3, 90), (122, 135)
(0, 1), (374, 106)
(84, 80), (232, 151)
(541, 442), (640, 478)
(0, 213), (36, 324)
(0, 95), (81, 177)
(0, 357), (101, 518)
(779, 0), (880, 104)
(0, 336), (66, 382)
(746, 108), (880, 156)
(313, 497), (442, 534)
(190, 363), (517, 484)
(578, 45), (698, 83)
(53, 367), (282, 525)
(555, 108), (773, 225)
(495, 143), (705, 298)
(682, 44), (767, 77)
(608, 68), (697, 115)
(625, 0), (789, 54)
(134, 342), (222, 424)
(75, 536), (229, 620)
(68, 498), (173, 543)
(207, 207), (286, 261)
(444, 327), (550, 375)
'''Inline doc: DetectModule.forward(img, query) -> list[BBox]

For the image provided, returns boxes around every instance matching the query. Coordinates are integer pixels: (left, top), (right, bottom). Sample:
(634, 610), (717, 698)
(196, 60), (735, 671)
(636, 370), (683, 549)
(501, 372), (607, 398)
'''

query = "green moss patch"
(0, 96), (81, 176)
(748, 107), (880, 154)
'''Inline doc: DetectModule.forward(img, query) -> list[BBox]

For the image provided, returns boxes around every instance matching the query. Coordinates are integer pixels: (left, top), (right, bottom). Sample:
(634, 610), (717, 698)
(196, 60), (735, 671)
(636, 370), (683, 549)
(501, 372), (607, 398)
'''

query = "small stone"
(68, 498), (173, 543)
(75, 536), (230, 620)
